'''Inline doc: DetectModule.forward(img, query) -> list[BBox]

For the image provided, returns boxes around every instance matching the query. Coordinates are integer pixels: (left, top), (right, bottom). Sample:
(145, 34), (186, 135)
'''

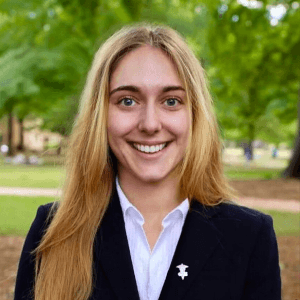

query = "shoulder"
(191, 200), (275, 245)
(193, 198), (269, 215)
(217, 201), (274, 232)
(14, 202), (59, 298)
(21, 202), (58, 255)
(190, 200), (280, 277)
(209, 203), (281, 296)
(192, 199), (272, 226)
(34, 202), (58, 220)
(30, 202), (58, 236)
(216, 200), (272, 224)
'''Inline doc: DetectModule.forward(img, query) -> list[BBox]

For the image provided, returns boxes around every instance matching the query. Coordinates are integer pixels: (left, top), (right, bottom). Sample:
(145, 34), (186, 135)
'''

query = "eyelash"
(118, 97), (182, 107)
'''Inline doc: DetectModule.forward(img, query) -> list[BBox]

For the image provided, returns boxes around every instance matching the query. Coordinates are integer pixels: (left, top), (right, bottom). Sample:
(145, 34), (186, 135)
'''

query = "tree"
(283, 95), (300, 178)
(1, 0), (212, 140)
(0, 0), (94, 150)
(205, 0), (299, 163)
(273, 2), (300, 178)
(0, 47), (40, 154)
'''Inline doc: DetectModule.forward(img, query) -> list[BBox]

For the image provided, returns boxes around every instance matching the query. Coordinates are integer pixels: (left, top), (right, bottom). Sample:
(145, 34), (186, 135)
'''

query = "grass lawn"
(0, 163), (284, 188)
(224, 165), (282, 180)
(260, 210), (300, 237)
(0, 195), (299, 237)
(0, 164), (65, 188)
(0, 196), (56, 236)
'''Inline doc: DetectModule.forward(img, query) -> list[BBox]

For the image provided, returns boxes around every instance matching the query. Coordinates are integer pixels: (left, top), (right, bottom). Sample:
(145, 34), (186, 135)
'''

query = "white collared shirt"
(116, 178), (189, 300)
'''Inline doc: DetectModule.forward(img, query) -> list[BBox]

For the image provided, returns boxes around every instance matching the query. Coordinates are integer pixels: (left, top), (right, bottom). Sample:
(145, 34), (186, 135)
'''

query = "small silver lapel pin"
(176, 263), (189, 280)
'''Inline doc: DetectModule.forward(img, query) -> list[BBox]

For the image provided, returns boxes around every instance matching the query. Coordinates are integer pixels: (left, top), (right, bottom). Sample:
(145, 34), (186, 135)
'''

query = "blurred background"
(0, 0), (299, 299)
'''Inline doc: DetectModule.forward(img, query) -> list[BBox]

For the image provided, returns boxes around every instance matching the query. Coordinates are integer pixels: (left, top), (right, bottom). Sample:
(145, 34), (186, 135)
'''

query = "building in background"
(0, 116), (63, 154)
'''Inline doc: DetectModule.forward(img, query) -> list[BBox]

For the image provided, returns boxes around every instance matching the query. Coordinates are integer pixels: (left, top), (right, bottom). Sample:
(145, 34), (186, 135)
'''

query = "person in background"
(272, 146), (278, 159)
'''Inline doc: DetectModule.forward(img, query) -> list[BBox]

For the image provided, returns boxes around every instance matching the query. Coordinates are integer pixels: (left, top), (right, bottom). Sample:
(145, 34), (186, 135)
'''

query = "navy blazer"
(14, 190), (281, 300)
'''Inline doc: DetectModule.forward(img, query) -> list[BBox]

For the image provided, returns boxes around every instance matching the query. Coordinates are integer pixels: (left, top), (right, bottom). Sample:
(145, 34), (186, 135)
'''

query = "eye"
(164, 98), (180, 107)
(119, 97), (136, 107)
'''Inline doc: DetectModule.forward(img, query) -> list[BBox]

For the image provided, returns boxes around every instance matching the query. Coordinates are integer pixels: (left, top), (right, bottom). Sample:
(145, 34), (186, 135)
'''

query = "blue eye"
(120, 97), (136, 106)
(165, 98), (179, 106)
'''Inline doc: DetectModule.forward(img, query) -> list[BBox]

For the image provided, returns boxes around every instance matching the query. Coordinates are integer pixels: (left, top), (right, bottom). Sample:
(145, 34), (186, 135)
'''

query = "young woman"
(14, 24), (281, 300)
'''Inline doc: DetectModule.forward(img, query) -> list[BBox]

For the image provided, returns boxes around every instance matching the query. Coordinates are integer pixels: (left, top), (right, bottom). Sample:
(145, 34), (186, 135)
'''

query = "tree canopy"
(0, 0), (299, 170)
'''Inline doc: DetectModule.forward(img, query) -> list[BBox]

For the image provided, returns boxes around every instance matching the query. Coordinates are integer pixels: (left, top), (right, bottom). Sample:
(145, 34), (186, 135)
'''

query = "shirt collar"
(162, 197), (189, 228)
(116, 176), (133, 215)
(116, 176), (189, 226)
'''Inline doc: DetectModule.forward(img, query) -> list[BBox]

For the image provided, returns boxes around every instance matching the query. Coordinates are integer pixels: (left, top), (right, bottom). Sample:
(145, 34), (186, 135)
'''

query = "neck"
(118, 172), (185, 223)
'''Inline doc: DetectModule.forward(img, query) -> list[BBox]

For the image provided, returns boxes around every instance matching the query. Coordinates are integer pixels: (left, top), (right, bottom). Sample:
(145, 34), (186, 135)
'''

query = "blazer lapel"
(95, 189), (140, 300)
(159, 201), (221, 300)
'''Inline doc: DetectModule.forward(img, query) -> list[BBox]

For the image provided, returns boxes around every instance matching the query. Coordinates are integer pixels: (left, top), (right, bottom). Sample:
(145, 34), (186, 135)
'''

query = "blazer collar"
(96, 188), (140, 300)
(96, 188), (221, 300)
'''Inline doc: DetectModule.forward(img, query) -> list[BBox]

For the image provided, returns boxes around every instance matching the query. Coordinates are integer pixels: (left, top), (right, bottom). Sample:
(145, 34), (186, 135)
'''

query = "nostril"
(138, 121), (162, 133)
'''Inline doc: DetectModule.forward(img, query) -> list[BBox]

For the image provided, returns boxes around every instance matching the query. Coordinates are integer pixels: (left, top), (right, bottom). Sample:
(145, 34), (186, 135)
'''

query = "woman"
(14, 24), (281, 300)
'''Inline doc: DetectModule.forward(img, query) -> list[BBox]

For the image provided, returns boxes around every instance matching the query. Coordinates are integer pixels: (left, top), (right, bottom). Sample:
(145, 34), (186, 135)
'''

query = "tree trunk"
(248, 123), (255, 160)
(283, 130), (300, 178)
(8, 110), (14, 156)
(283, 88), (300, 179)
(17, 118), (25, 151)
(247, 88), (256, 160)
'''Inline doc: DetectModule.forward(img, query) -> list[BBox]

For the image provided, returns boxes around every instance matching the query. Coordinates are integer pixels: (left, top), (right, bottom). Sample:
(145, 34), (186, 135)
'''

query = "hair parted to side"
(33, 23), (235, 300)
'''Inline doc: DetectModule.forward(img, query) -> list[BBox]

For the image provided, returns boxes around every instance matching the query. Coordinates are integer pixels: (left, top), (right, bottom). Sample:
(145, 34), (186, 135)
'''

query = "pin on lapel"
(176, 263), (188, 280)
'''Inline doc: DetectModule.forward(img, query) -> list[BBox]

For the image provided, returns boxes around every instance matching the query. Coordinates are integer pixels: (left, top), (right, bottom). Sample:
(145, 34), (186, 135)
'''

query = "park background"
(0, 0), (299, 299)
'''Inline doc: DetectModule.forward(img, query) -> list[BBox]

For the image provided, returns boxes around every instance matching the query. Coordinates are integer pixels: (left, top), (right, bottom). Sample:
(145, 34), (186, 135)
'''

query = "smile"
(132, 143), (167, 154)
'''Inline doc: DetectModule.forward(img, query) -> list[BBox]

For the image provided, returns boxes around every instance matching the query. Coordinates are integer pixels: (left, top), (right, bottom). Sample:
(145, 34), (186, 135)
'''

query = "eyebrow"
(109, 85), (185, 96)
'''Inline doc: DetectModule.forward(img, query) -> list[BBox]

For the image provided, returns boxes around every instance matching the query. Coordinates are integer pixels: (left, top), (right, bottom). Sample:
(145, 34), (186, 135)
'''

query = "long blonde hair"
(33, 23), (233, 300)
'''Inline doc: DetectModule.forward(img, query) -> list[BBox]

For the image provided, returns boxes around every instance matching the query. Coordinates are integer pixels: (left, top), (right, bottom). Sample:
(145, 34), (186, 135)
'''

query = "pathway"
(0, 186), (299, 213)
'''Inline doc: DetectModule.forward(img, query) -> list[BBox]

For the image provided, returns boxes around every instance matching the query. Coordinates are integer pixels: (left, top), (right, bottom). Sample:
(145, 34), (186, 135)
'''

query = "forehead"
(110, 45), (183, 91)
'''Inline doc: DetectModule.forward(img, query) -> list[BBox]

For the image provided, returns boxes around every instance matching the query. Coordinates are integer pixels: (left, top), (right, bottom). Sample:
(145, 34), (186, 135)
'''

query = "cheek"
(107, 107), (137, 140)
(168, 112), (190, 144)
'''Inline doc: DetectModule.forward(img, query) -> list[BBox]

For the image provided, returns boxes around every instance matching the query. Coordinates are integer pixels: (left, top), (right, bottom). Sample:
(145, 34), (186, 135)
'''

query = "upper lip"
(129, 141), (170, 146)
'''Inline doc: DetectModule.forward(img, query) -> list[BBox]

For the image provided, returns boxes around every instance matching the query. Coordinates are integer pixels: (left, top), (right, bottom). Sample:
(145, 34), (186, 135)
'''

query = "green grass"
(0, 196), (56, 236)
(0, 163), (284, 189)
(224, 165), (282, 180)
(0, 164), (65, 188)
(0, 196), (299, 237)
(259, 209), (300, 236)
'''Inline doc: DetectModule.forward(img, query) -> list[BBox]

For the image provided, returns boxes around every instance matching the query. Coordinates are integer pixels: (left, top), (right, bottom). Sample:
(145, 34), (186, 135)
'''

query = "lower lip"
(130, 143), (170, 159)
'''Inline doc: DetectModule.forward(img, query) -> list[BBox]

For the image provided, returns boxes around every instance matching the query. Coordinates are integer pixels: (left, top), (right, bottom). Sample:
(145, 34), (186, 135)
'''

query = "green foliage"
(0, 0), (299, 147)
(206, 0), (300, 145)
(0, 48), (40, 111)
(256, 115), (297, 146)
(41, 95), (79, 136)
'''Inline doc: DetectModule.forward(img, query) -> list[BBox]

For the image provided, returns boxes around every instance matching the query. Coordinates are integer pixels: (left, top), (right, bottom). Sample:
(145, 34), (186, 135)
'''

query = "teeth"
(133, 143), (167, 154)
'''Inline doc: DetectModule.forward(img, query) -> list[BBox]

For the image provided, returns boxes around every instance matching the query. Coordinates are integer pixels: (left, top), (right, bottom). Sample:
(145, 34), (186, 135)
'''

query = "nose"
(138, 103), (162, 134)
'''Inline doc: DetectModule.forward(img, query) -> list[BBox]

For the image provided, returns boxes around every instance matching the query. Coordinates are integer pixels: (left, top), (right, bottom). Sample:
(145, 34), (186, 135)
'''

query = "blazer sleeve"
(14, 203), (54, 300)
(242, 214), (281, 299)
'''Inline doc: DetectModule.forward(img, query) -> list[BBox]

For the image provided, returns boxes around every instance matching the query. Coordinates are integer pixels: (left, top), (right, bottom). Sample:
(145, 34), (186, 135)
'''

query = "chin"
(138, 176), (165, 184)
(134, 169), (175, 184)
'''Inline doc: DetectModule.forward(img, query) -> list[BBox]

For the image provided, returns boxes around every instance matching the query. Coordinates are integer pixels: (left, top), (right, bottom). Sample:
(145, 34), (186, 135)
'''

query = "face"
(107, 45), (190, 184)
